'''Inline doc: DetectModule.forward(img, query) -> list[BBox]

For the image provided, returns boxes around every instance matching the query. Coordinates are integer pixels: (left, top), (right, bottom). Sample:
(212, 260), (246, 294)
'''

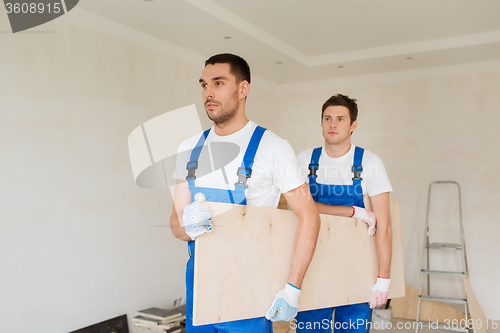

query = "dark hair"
(205, 53), (251, 84)
(322, 94), (358, 124)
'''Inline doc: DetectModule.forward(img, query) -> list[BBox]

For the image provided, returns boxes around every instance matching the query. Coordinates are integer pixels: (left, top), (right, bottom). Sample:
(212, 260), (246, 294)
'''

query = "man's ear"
(240, 80), (249, 99)
(350, 120), (358, 134)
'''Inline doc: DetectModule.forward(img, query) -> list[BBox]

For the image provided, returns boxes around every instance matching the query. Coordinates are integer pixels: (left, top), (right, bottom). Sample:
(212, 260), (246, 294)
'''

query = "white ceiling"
(78, 0), (500, 83)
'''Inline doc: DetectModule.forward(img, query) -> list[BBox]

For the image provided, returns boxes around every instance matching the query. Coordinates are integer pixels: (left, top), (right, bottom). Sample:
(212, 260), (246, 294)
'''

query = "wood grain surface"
(193, 200), (405, 326)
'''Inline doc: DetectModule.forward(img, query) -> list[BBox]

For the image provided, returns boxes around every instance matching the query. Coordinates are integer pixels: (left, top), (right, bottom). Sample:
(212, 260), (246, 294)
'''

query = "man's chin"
(206, 110), (217, 122)
(207, 113), (235, 126)
(206, 113), (223, 124)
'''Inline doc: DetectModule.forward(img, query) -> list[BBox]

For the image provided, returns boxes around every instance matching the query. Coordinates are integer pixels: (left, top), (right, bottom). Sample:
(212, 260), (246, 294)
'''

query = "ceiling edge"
(184, 0), (309, 64)
(183, 1), (500, 68)
(310, 30), (500, 66)
(58, 7), (278, 91)
(275, 59), (500, 94)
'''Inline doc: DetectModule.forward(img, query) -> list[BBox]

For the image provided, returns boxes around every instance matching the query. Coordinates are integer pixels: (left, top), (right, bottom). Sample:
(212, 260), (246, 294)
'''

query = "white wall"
(274, 61), (500, 320)
(2, 6), (499, 333)
(0, 8), (278, 333)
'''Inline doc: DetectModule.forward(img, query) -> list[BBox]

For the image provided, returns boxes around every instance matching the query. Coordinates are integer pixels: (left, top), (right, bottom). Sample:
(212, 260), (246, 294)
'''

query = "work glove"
(182, 193), (213, 241)
(370, 276), (390, 308)
(265, 283), (301, 322)
(352, 206), (377, 236)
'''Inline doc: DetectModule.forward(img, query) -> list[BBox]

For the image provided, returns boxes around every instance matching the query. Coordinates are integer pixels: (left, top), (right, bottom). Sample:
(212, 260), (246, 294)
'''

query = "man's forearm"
(283, 183), (321, 288)
(287, 211), (321, 288)
(170, 180), (193, 242)
(376, 218), (392, 277)
(315, 201), (353, 217)
(370, 192), (392, 278)
(170, 203), (192, 241)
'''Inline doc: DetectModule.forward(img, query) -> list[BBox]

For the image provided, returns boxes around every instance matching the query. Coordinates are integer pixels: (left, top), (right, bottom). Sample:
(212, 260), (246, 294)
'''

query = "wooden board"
(193, 200), (405, 325)
(392, 284), (465, 322)
(273, 321), (294, 333)
(465, 275), (488, 333)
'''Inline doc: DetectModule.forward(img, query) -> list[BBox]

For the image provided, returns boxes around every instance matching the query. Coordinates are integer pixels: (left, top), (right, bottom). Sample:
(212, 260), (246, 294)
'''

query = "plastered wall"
(2, 6), (499, 333)
(274, 63), (500, 320)
(0, 8), (277, 333)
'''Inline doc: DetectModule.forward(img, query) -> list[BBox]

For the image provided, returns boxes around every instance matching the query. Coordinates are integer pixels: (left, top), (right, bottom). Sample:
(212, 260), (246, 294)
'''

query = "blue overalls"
(185, 126), (273, 333)
(295, 146), (372, 333)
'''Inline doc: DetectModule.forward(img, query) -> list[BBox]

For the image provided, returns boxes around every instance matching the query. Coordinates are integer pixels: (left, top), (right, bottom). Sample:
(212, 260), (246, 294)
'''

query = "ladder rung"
(418, 321), (469, 332)
(427, 242), (462, 250)
(421, 270), (465, 277)
(419, 295), (467, 304)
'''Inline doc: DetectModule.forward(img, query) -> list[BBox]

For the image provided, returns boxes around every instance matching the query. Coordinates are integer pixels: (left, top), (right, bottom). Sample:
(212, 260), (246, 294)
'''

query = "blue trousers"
(295, 303), (372, 333)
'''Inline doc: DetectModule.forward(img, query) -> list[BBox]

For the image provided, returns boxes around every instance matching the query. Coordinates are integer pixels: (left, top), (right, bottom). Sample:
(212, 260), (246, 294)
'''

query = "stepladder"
(416, 181), (469, 333)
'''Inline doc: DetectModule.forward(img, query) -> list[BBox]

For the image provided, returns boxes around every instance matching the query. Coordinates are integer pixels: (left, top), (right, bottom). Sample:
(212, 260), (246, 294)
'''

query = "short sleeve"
(296, 149), (312, 181)
(271, 141), (306, 193)
(365, 155), (393, 197)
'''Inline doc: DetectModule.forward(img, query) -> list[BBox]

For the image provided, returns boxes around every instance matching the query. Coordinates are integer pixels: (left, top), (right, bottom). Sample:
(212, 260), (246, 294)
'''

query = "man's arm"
(170, 179), (192, 242)
(315, 202), (353, 217)
(283, 183), (321, 288)
(266, 182), (320, 321)
(370, 192), (392, 277)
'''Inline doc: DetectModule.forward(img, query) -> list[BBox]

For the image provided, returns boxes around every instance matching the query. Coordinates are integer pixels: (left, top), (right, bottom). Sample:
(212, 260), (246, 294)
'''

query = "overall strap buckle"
(186, 161), (198, 180)
(351, 165), (363, 181)
(308, 163), (319, 177)
(235, 167), (252, 188)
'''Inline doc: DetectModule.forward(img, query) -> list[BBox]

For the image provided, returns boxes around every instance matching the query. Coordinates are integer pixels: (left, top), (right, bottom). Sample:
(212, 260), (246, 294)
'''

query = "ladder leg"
(424, 183), (433, 295)
(416, 297), (422, 333)
(463, 276), (469, 330)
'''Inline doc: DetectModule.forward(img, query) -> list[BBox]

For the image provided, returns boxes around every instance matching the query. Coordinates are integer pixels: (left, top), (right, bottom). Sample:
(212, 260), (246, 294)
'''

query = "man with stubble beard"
(169, 53), (321, 332)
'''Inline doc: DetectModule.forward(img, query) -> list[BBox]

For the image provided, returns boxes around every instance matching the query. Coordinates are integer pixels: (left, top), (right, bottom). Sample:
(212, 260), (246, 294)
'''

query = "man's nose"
(204, 87), (214, 100)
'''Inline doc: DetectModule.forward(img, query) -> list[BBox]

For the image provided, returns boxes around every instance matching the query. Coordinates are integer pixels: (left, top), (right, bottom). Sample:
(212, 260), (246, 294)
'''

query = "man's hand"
(352, 206), (377, 236)
(370, 276), (390, 308)
(265, 283), (301, 322)
(182, 193), (213, 241)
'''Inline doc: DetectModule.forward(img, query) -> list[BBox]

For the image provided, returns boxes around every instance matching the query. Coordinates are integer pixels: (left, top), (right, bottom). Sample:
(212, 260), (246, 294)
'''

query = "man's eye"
(339, 118), (344, 121)
(215, 82), (223, 85)
(201, 84), (207, 88)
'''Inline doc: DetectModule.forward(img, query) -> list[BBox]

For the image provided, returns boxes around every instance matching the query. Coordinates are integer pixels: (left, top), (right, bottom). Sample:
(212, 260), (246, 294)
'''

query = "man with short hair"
(170, 53), (321, 332)
(294, 94), (393, 333)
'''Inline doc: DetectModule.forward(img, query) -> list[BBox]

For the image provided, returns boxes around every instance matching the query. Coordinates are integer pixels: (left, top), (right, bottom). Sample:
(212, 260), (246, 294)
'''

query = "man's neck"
(213, 110), (249, 136)
(324, 140), (351, 158)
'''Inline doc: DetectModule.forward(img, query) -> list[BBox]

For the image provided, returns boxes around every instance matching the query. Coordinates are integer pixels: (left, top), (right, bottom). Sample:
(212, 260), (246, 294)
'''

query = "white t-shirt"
(296, 144), (392, 197)
(173, 121), (305, 208)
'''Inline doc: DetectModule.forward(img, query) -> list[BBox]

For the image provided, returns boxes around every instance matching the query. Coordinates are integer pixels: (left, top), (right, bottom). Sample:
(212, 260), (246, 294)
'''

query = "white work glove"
(265, 283), (301, 322)
(182, 193), (213, 241)
(352, 206), (377, 236)
(370, 277), (390, 308)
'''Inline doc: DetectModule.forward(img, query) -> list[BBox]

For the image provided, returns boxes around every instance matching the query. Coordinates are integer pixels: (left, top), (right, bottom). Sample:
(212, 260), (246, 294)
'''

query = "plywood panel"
(193, 200), (405, 325)
(273, 321), (294, 333)
(465, 275), (488, 333)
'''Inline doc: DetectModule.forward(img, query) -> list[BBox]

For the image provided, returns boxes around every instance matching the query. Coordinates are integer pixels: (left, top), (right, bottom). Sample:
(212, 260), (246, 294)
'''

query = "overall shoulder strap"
(352, 146), (365, 207)
(351, 146), (365, 180)
(308, 147), (322, 202)
(235, 126), (267, 188)
(186, 128), (211, 180)
(308, 147), (322, 177)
